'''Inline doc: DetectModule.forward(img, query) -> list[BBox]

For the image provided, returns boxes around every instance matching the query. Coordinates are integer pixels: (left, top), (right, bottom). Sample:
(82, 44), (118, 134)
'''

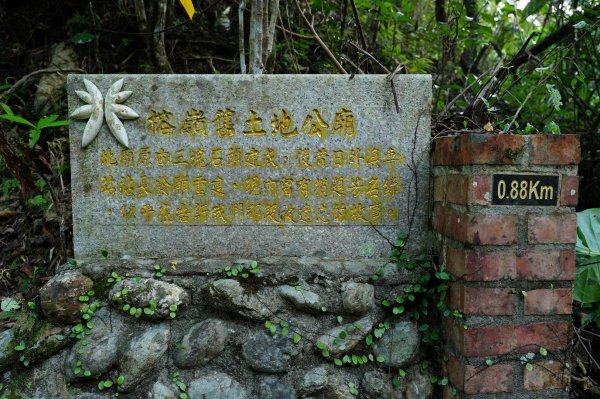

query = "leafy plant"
(0, 103), (69, 148)
(221, 261), (261, 279)
(172, 372), (189, 399)
(153, 264), (166, 278)
(574, 208), (600, 327)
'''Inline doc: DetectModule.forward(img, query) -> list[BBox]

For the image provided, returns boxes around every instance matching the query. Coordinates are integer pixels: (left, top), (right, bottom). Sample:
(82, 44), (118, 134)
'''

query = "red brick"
(528, 213), (577, 244)
(434, 205), (517, 245)
(433, 203), (446, 234)
(446, 174), (469, 204)
(459, 324), (515, 356)
(434, 175), (445, 202)
(447, 320), (570, 357)
(516, 250), (575, 281)
(446, 246), (517, 281)
(560, 176), (579, 206)
(515, 322), (571, 353)
(444, 320), (516, 357)
(447, 283), (515, 315)
(465, 213), (517, 245)
(433, 174), (492, 206)
(433, 134), (525, 166)
(523, 360), (570, 390)
(471, 175), (491, 205)
(432, 135), (470, 166)
(530, 134), (580, 165)
(446, 354), (513, 394)
(524, 288), (572, 315)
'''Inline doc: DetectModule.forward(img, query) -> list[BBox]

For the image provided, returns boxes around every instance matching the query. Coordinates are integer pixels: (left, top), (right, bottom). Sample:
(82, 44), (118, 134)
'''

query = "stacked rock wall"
(1, 256), (433, 399)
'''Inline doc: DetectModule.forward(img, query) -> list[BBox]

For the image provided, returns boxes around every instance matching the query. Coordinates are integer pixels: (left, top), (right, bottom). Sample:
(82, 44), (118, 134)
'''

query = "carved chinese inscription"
(97, 107), (404, 226)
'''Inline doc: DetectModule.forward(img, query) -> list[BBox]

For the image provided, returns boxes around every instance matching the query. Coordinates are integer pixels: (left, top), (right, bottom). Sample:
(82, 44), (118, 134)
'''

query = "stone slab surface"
(68, 74), (431, 259)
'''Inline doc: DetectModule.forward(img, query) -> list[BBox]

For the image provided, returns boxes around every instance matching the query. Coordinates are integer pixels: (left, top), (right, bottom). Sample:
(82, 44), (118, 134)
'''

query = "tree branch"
(294, 0), (347, 74)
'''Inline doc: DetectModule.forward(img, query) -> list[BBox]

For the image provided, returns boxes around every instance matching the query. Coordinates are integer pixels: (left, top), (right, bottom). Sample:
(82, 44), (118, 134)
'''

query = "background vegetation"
(0, 0), (598, 396)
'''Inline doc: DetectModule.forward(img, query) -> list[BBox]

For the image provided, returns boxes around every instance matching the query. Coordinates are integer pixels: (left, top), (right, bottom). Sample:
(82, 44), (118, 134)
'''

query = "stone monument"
(68, 74), (431, 259)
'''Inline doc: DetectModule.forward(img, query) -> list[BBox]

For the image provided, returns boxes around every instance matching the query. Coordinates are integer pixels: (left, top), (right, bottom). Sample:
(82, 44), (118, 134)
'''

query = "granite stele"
(68, 74), (431, 259)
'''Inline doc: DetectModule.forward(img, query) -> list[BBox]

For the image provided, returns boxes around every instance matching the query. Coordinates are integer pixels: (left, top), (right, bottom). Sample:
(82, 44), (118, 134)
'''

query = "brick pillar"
(432, 134), (580, 398)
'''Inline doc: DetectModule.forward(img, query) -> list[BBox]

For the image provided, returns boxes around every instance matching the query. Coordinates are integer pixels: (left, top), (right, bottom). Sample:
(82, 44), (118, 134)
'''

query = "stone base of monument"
(0, 256), (432, 399)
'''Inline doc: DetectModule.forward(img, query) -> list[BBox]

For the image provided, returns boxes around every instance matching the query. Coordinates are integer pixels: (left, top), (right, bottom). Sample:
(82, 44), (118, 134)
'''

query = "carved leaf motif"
(79, 79), (104, 148)
(70, 78), (139, 148)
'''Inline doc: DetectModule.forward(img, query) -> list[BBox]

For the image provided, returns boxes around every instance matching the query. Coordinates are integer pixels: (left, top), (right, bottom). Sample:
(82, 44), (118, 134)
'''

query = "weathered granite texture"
(68, 74), (431, 259)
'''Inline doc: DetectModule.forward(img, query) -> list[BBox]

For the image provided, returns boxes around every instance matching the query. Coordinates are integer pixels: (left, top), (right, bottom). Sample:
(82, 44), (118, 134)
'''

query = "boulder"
(110, 278), (190, 319)
(204, 279), (274, 321)
(341, 282), (374, 315)
(118, 324), (170, 391)
(242, 329), (299, 373)
(372, 321), (419, 368)
(40, 270), (94, 323)
(173, 319), (229, 368)
(315, 315), (376, 356)
(278, 285), (322, 312)
(187, 372), (247, 399)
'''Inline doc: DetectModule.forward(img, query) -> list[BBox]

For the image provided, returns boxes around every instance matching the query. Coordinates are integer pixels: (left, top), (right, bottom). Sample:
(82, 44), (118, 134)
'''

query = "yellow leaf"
(179, 0), (195, 20)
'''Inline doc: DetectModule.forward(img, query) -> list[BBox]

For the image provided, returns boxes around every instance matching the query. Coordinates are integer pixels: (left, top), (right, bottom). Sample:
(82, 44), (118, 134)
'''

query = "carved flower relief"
(70, 78), (139, 148)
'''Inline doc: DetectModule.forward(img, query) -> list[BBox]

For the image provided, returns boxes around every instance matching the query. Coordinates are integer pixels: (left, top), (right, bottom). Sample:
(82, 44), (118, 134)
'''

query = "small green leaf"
(526, 363), (533, 371)
(334, 358), (343, 366)
(336, 315), (343, 324)
(104, 379), (113, 388)
(398, 368), (406, 377)
(169, 304), (178, 311)
(393, 306), (404, 314)
(170, 312), (177, 318)
(376, 355), (385, 363)
(539, 347), (547, 356)
(84, 370), (91, 377)
(293, 333), (302, 343)
(72, 32), (96, 44)
(316, 342), (327, 350)
(485, 359), (493, 366)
